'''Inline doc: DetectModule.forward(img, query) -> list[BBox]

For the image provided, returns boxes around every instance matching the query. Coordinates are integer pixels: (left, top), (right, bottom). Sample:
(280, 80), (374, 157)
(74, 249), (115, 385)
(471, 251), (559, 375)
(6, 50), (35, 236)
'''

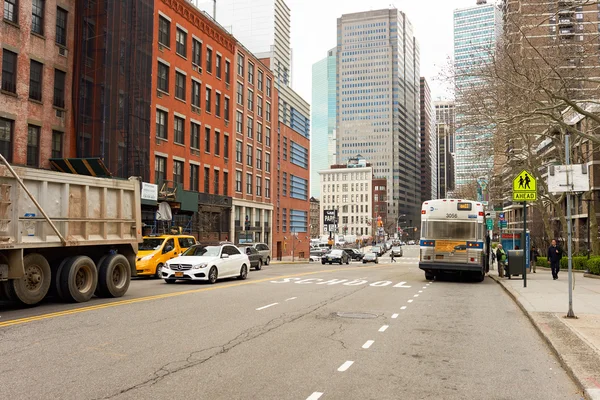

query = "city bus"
(418, 199), (489, 282)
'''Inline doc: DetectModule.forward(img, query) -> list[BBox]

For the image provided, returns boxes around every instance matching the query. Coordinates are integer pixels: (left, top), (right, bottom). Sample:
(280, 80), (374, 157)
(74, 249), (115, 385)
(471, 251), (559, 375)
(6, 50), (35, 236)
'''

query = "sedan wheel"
(255, 260), (262, 271)
(238, 264), (248, 280)
(208, 267), (218, 284)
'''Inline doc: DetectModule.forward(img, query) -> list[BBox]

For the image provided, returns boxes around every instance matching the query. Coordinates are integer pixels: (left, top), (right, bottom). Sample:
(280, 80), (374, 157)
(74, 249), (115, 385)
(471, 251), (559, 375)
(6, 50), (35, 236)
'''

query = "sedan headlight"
(140, 255), (153, 261)
(163, 263), (171, 270)
(192, 263), (208, 270)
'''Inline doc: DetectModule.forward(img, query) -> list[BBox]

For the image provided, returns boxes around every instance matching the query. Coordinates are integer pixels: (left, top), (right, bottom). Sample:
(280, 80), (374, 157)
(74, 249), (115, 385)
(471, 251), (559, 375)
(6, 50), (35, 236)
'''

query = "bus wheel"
(475, 270), (485, 282)
(425, 272), (435, 281)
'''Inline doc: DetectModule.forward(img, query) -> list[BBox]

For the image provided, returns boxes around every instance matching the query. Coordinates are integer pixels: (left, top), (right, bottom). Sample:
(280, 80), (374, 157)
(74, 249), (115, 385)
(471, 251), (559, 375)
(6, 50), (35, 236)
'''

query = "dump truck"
(0, 156), (142, 305)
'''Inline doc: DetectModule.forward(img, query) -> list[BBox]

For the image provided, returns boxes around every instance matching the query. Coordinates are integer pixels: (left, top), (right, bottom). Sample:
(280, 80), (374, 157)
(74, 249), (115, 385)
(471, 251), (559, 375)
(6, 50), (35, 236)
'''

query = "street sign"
(499, 212), (505, 221)
(488, 211), (497, 220)
(512, 170), (537, 202)
(486, 220), (493, 230)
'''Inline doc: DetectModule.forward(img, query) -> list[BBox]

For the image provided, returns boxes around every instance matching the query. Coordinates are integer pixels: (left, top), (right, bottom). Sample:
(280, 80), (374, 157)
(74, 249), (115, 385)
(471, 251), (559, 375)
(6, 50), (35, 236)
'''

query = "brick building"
(1, 0), (75, 168)
(230, 44), (276, 248)
(372, 178), (388, 238)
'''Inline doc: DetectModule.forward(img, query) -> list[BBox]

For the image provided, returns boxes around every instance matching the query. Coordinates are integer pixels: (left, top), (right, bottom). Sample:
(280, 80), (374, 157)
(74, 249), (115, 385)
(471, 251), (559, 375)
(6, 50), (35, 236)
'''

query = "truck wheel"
(7, 253), (52, 306)
(425, 272), (435, 281)
(97, 254), (130, 298)
(59, 256), (98, 303)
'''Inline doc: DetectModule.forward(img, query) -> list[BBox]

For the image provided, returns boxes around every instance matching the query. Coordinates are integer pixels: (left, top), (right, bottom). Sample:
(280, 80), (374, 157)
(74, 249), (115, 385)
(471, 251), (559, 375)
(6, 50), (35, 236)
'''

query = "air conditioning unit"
(58, 47), (68, 57)
(158, 44), (164, 52)
(192, 105), (200, 114)
(192, 65), (198, 72)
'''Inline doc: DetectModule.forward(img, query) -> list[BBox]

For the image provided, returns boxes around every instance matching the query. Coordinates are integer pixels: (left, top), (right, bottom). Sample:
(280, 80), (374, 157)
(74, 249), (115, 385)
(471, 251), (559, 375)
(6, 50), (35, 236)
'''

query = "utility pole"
(566, 134), (575, 319)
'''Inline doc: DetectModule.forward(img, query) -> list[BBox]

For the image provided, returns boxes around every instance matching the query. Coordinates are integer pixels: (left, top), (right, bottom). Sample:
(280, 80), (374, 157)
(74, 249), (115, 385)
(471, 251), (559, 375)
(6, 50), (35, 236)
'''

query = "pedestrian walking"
(491, 248), (496, 269)
(547, 239), (562, 280)
(390, 251), (396, 263)
(530, 245), (539, 273)
(496, 244), (507, 278)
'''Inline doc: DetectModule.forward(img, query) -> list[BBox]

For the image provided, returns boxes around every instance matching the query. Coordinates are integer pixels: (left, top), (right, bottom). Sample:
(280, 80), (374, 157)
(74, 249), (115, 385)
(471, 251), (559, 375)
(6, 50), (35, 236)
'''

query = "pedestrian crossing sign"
(512, 170), (537, 202)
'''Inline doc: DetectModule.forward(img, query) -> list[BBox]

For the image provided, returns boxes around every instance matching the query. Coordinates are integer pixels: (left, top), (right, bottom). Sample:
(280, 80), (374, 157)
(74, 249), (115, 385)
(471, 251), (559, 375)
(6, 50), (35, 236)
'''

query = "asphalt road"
(0, 246), (583, 399)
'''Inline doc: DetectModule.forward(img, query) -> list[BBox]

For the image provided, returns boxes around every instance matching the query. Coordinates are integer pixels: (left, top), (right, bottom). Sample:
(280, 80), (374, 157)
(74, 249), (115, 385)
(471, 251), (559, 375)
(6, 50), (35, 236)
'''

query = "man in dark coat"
(547, 239), (562, 280)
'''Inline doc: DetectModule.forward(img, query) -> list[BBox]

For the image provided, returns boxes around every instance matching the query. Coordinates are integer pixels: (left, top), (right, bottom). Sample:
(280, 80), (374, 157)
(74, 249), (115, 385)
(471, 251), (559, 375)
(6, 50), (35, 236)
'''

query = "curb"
(489, 274), (600, 400)
(584, 273), (600, 280)
(535, 266), (586, 274)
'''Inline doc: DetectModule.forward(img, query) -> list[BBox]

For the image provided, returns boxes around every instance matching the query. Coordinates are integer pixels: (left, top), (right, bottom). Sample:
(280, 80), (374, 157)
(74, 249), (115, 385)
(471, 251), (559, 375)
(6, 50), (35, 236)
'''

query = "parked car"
(309, 250), (324, 262)
(238, 245), (264, 270)
(351, 249), (365, 260)
(362, 253), (379, 264)
(408, 240), (416, 245)
(371, 246), (384, 257)
(136, 234), (197, 278)
(252, 243), (272, 265)
(162, 244), (250, 284)
(321, 249), (350, 265)
(342, 248), (362, 261)
(390, 246), (403, 257)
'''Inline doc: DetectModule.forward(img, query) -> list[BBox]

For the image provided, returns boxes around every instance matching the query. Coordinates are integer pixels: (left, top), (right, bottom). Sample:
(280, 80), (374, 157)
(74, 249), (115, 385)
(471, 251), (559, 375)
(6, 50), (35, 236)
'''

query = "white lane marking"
(408, 299), (413, 303)
(401, 306), (407, 310)
(338, 361), (354, 372)
(414, 294), (419, 297)
(285, 297), (297, 301)
(379, 325), (389, 332)
(428, 282), (433, 284)
(306, 392), (323, 400)
(256, 303), (279, 311)
(418, 290), (423, 293)
(362, 340), (374, 349)
(391, 313), (399, 319)
(423, 286), (427, 289)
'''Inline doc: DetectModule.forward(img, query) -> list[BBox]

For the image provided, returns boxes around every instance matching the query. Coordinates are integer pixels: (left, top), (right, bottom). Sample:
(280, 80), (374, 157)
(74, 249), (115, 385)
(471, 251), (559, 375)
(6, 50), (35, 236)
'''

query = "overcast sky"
(285, 0), (484, 104)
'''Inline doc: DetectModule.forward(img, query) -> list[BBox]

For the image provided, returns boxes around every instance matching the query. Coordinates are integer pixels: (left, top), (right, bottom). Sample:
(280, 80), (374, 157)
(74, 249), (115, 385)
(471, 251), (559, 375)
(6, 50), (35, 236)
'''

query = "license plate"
(436, 255), (444, 260)
(175, 272), (184, 277)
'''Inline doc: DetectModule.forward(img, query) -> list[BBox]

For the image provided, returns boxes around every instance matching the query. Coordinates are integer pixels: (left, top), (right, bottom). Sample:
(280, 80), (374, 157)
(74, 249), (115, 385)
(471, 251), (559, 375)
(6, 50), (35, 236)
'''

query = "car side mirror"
(221, 254), (230, 259)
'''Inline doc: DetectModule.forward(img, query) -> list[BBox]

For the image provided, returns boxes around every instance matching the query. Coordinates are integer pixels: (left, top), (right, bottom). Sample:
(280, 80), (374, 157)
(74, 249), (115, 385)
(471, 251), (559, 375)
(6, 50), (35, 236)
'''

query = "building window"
(283, 137), (288, 160)
(56, 7), (67, 46)
(224, 97), (230, 121)
(247, 89), (254, 111)
(224, 135), (229, 158)
(204, 126), (210, 153)
(192, 39), (201, 66)
(290, 142), (308, 169)
(282, 208), (287, 232)
(257, 96), (263, 117)
(235, 140), (244, 164)
(225, 60), (231, 84)
(266, 77), (272, 97)
(257, 123), (263, 143)
(290, 175), (308, 200)
(206, 47), (212, 73)
(157, 62), (169, 92)
(158, 16), (170, 47)
(175, 72), (186, 100)
(174, 116), (184, 144)
(237, 82), (243, 105)
(266, 102), (271, 122)
(256, 149), (262, 169)
(176, 28), (186, 57)
(29, 60), (43, 101)
(216, 54), (222, 78)
(155, 156), (166, 184)
(246, 144), (253, 166)
(223, 171), (228, 196)
(53, 69), (65, 108)
(32, 0), (44, 35)
(266, 127), (271, 147)
(256, 176), (262, 197)
(214, 170), (219, 194)
(248, 62), (254, 84)
(4, 0), (18, 23)
(1, 50), (17, 93)
(282, 172), (287, 196)
(0, 118), (13, 162)
(204, 167), (210, 193)
(190, 121), (199, 149)
(235, 170), (242, 192)
(265, 178), (270, 198)
(246, 173), (252, 194)
(214, 130), (220, 155)
(173, 160), (183, 186)
(192, 80), (201, 107)
(190, 164), (199, 191)
(236, 111), (243, 134)
(155, 110), (169, 140)
(265, 153), (270, 172)
(215, 92), (221, 117)
(51, 130), (62, 158)
(237, 53), (244, 76)
(205, 87), (211, 113)
(25, 125), (39, 167)
(257, 70), (263, 91)
(247, 117), (253, 138)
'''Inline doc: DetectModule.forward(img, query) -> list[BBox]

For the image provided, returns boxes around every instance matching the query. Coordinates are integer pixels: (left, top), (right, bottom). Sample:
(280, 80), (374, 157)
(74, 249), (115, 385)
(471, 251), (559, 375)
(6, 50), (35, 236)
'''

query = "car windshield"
(182, 245), (222, 257)
(140, 238), (164, 250)
(392, 247), (401, 251)
(329, 250), (342, 255)
(371, 247), (380, 251)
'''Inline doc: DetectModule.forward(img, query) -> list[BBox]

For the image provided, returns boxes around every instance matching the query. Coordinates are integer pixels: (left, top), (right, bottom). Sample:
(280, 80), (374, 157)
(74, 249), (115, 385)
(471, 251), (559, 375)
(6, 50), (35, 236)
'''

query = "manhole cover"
(336, 312), (378, 319)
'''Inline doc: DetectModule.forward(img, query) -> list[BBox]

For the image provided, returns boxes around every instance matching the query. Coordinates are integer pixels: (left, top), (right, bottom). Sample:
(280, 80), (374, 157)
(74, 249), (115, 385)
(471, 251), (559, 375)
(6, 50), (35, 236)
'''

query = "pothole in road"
(335, 312), (379, 319)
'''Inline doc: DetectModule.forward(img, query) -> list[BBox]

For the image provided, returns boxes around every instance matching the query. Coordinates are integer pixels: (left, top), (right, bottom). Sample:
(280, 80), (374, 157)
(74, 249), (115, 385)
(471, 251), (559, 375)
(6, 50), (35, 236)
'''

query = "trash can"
(506, 250), (525, 279)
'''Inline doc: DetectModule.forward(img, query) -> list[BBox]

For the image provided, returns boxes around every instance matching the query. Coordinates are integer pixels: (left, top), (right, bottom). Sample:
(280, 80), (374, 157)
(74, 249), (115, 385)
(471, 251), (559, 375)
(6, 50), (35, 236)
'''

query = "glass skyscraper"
(453, 0), (502, 188)
(336, 8), (421, 227)
(311, 48), (336, 198)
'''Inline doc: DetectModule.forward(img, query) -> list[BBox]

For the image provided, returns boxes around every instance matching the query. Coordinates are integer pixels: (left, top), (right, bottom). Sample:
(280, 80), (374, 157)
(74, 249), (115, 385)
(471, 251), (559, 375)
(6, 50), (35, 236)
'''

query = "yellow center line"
(0, 264), (391, 329)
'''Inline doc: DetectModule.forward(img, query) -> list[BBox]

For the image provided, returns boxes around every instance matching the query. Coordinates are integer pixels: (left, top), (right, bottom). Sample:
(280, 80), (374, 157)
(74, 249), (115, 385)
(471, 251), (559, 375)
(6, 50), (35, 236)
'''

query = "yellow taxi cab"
(136, 235), (197, 278)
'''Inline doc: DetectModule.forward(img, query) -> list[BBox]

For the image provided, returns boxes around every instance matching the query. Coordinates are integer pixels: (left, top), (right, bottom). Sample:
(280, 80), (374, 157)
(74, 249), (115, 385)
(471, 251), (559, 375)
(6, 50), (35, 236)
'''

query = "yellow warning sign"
(512, 170), (537, 202)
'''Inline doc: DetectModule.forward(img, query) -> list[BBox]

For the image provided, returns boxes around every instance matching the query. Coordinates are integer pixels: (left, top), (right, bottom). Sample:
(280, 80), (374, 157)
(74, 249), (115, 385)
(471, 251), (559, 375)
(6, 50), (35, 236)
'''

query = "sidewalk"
(488, 267), (600, 399)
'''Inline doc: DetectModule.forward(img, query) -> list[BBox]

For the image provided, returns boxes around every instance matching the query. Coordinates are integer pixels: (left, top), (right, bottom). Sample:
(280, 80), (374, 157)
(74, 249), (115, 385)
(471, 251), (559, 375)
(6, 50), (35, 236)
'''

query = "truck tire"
(425, 272), (435, 281)
(6, 254), (52, 306)
(1, 281), (17, 302)
(97, 254), (130, 298)
(59, 256), (98, 303)
(53, 257), (74, 300)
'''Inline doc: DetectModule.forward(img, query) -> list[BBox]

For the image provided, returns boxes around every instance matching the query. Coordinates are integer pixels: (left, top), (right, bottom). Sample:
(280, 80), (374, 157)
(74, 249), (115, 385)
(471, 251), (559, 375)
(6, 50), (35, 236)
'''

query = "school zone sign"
(270, 277), (412, 288)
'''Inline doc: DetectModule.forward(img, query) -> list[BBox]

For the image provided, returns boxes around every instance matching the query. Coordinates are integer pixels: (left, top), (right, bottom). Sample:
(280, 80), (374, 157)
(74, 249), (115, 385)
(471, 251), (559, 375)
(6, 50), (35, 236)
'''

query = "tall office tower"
(434, 101), (456, 198)
(453, 0), (503, 188)
(420, 77), (437, 201)
(197, 0), (310, 138)
(337, 8), (421, 228)
(311, 48), (337, 198)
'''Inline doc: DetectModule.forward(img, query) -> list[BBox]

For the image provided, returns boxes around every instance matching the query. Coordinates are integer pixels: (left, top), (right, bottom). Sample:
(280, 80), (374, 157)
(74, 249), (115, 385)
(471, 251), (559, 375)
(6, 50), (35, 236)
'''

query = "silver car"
(252, 243), (271, 265)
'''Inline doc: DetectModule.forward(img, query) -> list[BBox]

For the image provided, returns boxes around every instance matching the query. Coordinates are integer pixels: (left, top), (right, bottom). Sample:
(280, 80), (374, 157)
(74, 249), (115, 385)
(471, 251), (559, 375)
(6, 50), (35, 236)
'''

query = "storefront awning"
(49, 158), (112, 178)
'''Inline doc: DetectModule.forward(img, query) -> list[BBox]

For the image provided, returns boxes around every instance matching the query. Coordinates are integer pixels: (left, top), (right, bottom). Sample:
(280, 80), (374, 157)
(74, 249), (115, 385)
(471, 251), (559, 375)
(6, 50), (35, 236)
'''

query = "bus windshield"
(422, 220), (479, 240)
